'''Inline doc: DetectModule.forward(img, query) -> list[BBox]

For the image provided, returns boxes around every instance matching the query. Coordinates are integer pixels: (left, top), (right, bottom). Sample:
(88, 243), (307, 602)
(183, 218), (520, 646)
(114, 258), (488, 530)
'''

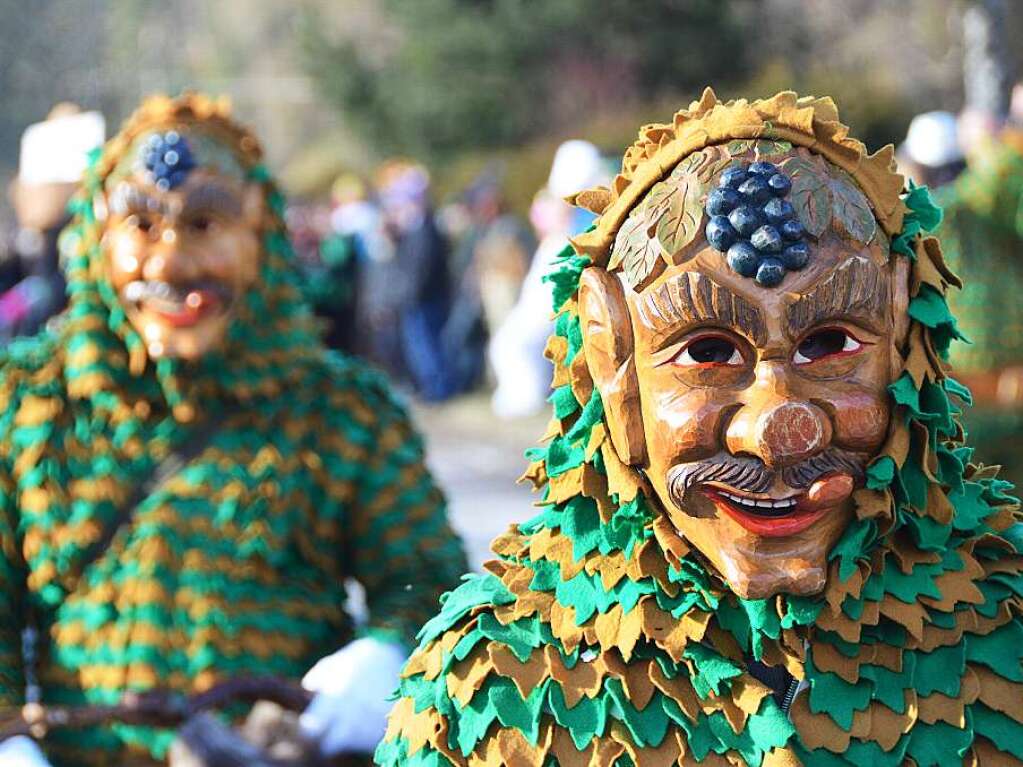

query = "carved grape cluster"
(704, 161), (809, 287)
(138, 131), (196, 191)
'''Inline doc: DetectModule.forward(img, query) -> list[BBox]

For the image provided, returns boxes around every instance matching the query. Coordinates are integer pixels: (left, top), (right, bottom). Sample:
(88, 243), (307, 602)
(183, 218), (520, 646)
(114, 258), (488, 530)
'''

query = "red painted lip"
(703, 487), (829, 537)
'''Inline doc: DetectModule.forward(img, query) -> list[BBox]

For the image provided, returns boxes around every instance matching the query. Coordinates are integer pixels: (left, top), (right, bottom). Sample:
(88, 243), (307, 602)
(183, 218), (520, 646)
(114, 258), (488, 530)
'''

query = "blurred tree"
(297, 0), (751, 159)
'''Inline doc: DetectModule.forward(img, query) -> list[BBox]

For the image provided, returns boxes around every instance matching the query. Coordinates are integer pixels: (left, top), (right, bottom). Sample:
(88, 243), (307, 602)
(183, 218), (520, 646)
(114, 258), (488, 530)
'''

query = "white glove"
(299, 636), (407, 755)
(0, 736), (52, 767)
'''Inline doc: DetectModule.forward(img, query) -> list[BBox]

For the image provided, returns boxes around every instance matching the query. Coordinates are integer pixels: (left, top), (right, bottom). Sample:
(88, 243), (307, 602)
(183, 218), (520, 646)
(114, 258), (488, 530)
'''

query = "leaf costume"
(377, 91), (1023, 766)
(0, 94), (467, 766)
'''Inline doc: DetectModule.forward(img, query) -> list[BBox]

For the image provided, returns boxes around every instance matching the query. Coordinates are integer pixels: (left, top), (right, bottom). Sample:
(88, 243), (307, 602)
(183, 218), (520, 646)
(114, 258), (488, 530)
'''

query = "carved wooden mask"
(580, 145), (910, 599)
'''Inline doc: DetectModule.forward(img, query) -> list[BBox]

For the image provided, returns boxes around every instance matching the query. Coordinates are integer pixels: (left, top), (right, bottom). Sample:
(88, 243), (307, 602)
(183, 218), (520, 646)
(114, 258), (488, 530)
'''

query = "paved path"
(412, 394), (548, 569)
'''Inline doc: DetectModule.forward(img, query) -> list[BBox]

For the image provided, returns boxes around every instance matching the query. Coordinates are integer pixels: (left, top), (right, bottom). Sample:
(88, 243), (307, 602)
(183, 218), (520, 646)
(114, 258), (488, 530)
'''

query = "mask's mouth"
(122, 280), (232, 328)
(700, 473), (854, 537)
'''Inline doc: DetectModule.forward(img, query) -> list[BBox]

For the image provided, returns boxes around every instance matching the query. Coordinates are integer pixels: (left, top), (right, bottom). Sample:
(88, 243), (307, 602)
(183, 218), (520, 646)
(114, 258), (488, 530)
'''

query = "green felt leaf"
(417, 573), (515, 645)
(965, 619), (1023, 681)
(973, 704), (1023, 760)
(905, 718), (973, 767)
(828, 169), (877, 245)
(806, 652), (871, 730)
(684, 643), (743, 698)
(781, 155), (832, 238)
(547, 681), (609, 750)
(913, 644), (965, 697)
(866, 457), (896, 490)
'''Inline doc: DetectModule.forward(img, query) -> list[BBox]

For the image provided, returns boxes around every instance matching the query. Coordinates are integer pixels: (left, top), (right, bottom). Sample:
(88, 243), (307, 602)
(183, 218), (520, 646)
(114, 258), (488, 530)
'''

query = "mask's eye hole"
(793, 328), (863, 364)
(674, 335), (744, 367)
(128, 213), (154, 234)
(187, 216), (213, 233)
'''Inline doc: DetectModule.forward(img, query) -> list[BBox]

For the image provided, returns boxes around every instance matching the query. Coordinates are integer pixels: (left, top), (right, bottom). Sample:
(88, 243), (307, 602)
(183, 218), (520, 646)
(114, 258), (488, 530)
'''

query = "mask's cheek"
(640, 376), (734, 470)
(206, 228), (262, 289)
(829, 388), (890, 452)
(104, 230), (145, 290)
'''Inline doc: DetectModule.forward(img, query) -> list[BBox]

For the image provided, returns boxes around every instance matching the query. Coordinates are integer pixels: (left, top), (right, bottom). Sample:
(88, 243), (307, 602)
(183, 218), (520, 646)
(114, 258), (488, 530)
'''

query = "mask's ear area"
(890, 255), (911, 381)
(578, 267), (647, 465)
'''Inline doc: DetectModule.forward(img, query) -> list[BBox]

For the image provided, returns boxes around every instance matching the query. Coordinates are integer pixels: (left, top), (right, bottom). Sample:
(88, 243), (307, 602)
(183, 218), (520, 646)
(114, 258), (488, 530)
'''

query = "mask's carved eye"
(674, 335), (744, 367)
(793, 328), (863, 364)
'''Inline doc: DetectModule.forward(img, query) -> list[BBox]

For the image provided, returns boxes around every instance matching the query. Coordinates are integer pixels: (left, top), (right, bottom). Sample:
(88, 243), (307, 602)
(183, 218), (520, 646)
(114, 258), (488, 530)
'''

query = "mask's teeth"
(124, 282), (146, 302)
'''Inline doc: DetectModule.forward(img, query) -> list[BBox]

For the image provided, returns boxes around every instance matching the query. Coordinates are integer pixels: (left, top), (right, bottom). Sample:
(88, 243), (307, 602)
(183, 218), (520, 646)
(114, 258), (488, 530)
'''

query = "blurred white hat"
(18, 104), (105, 186)
(901, 111), (963, 168)
(547, 140), (603, 199)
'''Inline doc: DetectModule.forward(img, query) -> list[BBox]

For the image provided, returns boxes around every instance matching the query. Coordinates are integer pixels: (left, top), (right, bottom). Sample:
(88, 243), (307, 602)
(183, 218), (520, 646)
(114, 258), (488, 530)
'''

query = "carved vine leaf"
(781, 155), (832, 239)
(753, 139), (793, 159)
(828, 169), (877, 245)
(726, 139), (753, 156)
(655, 169), (706, 262)
(616, 210), (662, 290)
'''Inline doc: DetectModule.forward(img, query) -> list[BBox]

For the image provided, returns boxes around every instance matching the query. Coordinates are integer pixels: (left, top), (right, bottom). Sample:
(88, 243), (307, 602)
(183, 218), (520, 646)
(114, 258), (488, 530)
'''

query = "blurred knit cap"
(18, 103), (105, 186)
(548, 140), (603, 199)
(901, 111), (964, 168)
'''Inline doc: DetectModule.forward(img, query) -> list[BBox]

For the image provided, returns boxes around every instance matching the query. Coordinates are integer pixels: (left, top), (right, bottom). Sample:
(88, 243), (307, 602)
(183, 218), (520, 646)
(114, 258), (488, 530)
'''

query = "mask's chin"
(662, 483), (838, 600)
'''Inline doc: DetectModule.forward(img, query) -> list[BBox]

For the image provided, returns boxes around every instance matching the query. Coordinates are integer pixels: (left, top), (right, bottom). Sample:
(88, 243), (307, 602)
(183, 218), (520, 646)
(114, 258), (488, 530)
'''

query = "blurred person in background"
(0, 94), (466, 767)
(376, 160), (455, 401)
(444, 170), (535, 395)
(290, 187), (361, 354)
(896, 110), (966, 189)
(2, 104), (105, 342)
(936, 87), (1023, 488)
(489, 140), (608, 419)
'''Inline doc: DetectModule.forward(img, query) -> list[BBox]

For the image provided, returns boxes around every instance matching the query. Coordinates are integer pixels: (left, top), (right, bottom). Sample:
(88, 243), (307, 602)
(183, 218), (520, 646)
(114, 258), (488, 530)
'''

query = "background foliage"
(0, 0), (1021, 215)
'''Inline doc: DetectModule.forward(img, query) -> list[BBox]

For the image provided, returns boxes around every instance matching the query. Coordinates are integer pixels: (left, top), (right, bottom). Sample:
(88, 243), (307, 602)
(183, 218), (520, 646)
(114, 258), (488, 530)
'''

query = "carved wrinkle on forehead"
(635, 271), (767, 346)
(786, 256), (890, 337)
(181, 182), (243, 219)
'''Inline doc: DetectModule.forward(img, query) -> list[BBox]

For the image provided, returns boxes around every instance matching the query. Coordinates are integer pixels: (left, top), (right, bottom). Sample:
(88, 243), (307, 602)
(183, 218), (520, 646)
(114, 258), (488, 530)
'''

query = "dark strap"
(73, 417), (223, 586)
(746, 657), (796, 709)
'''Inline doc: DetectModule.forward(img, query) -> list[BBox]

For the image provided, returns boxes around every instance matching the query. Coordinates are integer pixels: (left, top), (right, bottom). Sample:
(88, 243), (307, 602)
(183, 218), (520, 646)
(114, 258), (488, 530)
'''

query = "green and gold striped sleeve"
(0, 454), (26, 707)
(348, 395), (467, 648)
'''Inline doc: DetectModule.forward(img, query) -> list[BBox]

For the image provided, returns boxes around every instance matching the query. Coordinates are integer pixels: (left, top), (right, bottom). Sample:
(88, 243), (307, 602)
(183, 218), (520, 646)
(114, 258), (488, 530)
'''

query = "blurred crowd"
(6, 85), (1023, 441)
(278, 141), (610, 415)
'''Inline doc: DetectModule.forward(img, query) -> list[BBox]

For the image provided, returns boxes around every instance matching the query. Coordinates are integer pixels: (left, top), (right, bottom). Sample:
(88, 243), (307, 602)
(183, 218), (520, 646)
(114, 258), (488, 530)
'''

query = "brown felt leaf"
(761, 747), (802, 767)
(781, 154), (832, 239)
(828, 168), (876, 245)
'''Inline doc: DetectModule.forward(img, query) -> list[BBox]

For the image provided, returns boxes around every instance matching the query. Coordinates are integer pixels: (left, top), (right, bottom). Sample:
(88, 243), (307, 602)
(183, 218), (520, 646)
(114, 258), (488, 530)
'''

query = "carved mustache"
(666, 448), (866, 507)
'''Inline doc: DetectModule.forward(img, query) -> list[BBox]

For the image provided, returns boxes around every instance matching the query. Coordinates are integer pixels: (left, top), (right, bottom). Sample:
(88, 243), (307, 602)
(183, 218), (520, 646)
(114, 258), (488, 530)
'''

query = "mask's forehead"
(609, 142), (890, 295)
(105, 126), (249, 193)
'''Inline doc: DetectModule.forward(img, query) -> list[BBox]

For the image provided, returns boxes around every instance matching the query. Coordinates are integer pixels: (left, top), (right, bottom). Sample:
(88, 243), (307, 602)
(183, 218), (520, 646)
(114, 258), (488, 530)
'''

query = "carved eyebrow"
(786, 256), (889, 337)
(635, 271), (768, 346)
(108, 184), (164, 217)
(180, 182), (243, 218)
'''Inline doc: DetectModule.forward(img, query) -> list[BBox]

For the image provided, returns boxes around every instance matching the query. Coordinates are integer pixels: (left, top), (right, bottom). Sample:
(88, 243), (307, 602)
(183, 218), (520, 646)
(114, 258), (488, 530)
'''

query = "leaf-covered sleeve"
(0, 441), (27, 707)
(348, 394), (468, 648)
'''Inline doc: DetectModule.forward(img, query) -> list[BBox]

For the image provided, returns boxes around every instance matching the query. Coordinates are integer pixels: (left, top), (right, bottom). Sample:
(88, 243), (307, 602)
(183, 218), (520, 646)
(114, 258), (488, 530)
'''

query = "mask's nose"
(142, 229), (199, 284)
(725, 393), (832, 468)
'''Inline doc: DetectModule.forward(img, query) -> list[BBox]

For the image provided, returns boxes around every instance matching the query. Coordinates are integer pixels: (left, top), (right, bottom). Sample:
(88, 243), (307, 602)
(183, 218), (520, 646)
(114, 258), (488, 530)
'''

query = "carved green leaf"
(616, 212), (662, 289)
(753, 139), (793, 159)
(726, 139), (754, 156)
(828, 170), (877, 245)
(781, 155), (832, 239)
(655, 170), (706, 261)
